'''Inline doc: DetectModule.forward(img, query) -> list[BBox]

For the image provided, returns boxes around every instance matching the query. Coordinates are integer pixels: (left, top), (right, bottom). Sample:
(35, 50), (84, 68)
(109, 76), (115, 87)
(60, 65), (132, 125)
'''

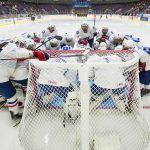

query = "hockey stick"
(0, 53), (85, 61)
(0, 50), (134, 61)
(94, 14), (96, 27)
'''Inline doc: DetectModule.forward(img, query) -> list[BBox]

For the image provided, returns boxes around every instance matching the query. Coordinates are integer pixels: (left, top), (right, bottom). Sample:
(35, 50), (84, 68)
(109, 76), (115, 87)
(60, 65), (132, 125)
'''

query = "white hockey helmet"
(12, 36), (25, 48)
(25, 39), (36, 50)
(65, 34), (73, 43)
(102, 27), (109, 35)
(122, 39), (135, 50)
(115, 45), (123, 51)
(81, 22), (89, 33)
(98, 42), (107, 50)
(115, 33), (124, 40)
(49, 38), (58, 48)
(47, 24), (56, 33)
(113, 33), (124, 45)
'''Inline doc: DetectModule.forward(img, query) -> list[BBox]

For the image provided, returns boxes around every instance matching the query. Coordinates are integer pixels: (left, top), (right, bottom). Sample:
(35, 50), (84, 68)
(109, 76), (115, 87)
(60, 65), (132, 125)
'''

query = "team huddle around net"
(0, 22), (150, 150)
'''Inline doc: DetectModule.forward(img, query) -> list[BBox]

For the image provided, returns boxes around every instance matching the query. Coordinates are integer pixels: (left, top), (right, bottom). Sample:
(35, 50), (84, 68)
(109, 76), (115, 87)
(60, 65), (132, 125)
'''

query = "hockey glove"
(33, 51), (49, 61)
(78, 39), (88, 46)
(34, 39), (41, 43)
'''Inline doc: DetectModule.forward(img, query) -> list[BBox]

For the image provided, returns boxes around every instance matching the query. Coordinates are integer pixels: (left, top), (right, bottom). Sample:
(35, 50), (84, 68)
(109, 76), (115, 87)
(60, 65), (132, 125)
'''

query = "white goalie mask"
(65, 92), (80, 120)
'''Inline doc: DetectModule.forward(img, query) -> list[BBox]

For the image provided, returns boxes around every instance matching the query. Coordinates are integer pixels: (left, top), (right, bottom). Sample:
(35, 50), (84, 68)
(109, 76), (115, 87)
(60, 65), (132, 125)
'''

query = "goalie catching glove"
(33, 51), (49, 61)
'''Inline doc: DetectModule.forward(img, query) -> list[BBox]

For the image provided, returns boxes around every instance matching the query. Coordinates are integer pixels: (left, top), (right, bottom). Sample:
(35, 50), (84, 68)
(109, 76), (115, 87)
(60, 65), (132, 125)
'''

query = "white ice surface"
(0, 15), (150, 150)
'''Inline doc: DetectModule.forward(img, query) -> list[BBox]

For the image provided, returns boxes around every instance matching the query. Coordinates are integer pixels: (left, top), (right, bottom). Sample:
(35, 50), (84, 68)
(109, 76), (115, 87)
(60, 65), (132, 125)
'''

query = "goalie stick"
(63, 69), (81, 127)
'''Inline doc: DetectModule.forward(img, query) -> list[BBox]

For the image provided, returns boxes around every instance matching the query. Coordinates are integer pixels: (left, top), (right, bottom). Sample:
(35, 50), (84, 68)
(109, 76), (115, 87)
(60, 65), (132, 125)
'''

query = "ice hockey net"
(19, 50), (149, 150)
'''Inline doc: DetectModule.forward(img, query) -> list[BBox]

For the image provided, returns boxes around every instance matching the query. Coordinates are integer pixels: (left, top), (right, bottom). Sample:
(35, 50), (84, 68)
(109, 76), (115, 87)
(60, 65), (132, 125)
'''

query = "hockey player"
(63, 91), (80, 127)
(87, 54), (128, 112)
(61, 33), (75, 48)
(139, 47), (150, 96)
(24, 39), (37, 51)
(94, 27), (113, 50)
(109, 33), (129, 50)
(0, 40), (49, 124)
(97, 42), (108, 50)
(75, 23), (96, 48)
(94, 40), (110, 50)
(96, 27), (113, 43)
(45, 38), (61, 50)
(41, 24), (58, 42)
(123, 40), (150, 96)
(37, 56), (78, 105)
(30, 32), (41, 43)
(74, 39), (91, 51)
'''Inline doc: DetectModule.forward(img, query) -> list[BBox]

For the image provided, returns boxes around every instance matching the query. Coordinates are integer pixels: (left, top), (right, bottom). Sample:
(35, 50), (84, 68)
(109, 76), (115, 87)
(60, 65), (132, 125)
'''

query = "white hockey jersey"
(45, 40), (61, 50)
(0, 43), (33, 82)
(87, 54), (126, 89)
(41, 29), (58, 42)
(38, 57), (77, 87)
(75, 26), (95, 41)
(96, 30), (113, 40)
(61, 37), (75, 48)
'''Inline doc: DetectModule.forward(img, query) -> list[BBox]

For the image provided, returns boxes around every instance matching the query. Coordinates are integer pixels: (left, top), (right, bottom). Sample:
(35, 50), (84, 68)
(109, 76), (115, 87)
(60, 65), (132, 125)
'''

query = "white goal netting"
(19, 50), (150, 150)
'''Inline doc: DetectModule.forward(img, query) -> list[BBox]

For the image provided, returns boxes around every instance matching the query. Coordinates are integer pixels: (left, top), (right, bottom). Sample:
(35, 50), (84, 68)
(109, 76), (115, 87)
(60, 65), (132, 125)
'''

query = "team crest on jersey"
(62, 45), (72, 51)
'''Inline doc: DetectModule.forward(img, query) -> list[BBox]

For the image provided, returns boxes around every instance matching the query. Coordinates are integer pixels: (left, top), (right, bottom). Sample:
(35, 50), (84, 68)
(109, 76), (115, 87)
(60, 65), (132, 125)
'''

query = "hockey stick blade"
(0, 53), (84, 60)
